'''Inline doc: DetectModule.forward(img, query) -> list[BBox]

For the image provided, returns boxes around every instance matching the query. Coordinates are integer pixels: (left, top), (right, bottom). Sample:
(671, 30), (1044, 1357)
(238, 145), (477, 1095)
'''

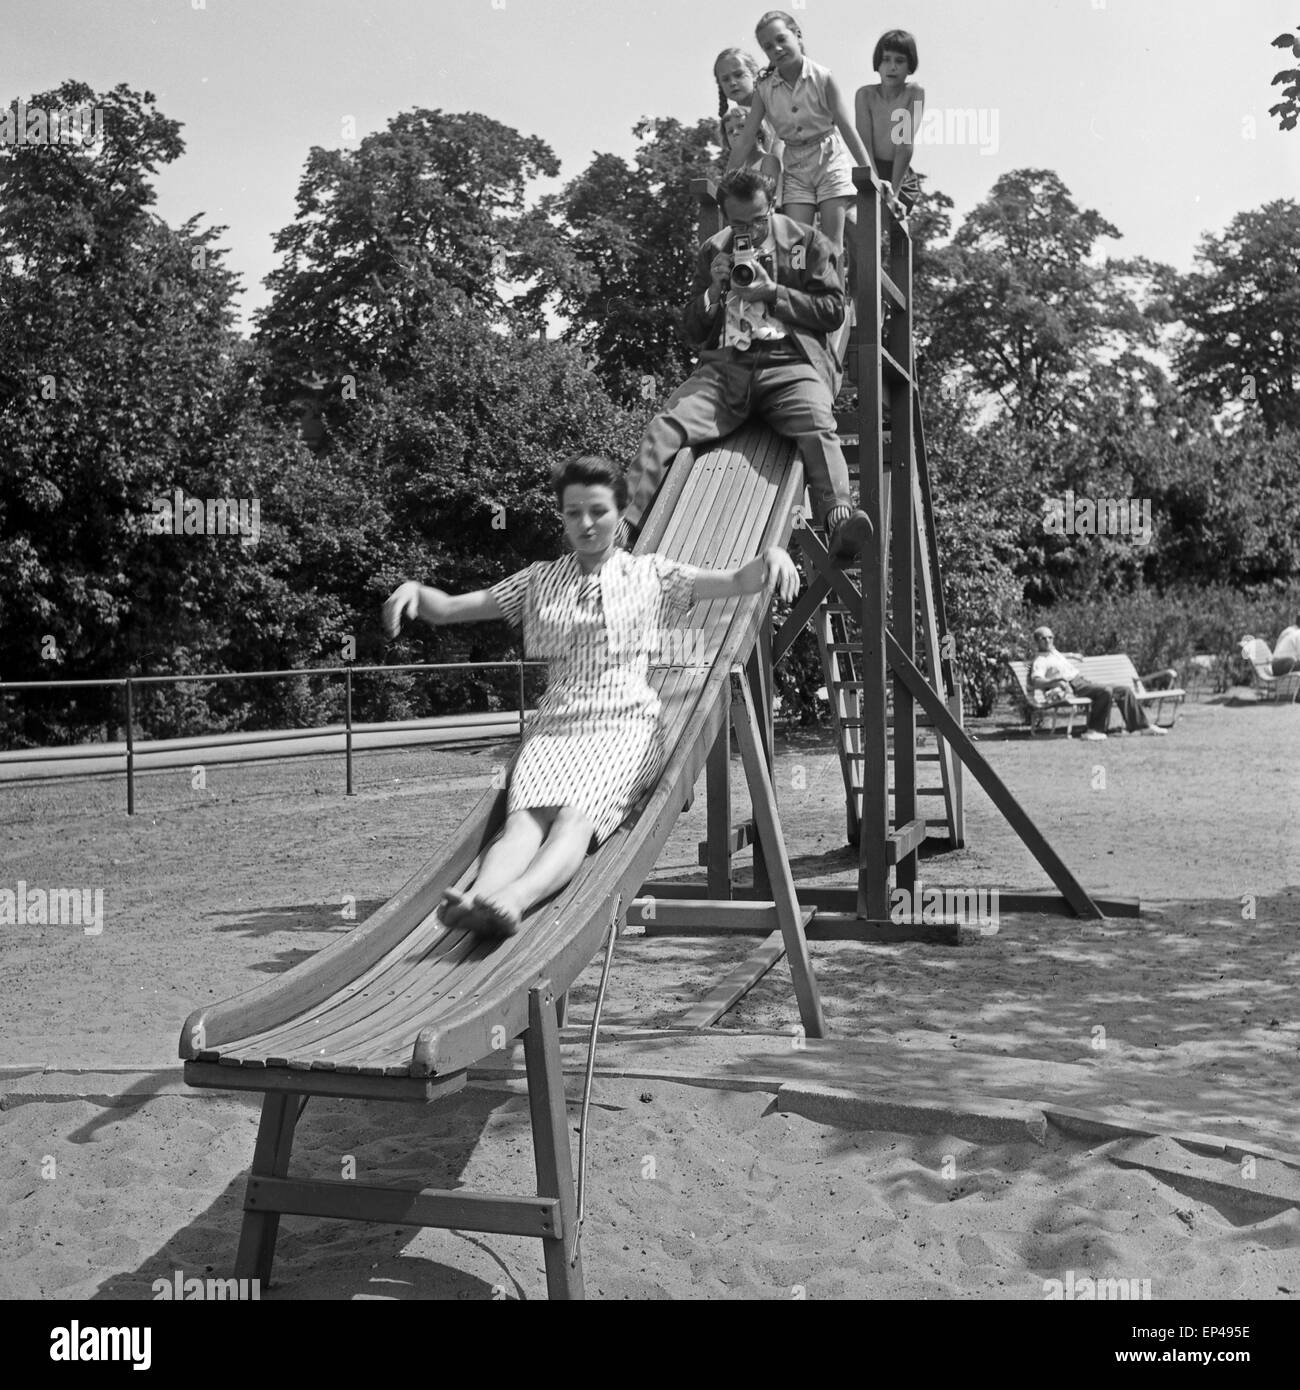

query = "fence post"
(345, 665), (355, 796)
(517, 662), (525, 740)
(124, 679), (135, 816)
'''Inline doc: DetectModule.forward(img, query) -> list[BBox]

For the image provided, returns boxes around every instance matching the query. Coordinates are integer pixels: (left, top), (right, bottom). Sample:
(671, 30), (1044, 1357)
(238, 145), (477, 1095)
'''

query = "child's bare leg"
(473, 805), (595, 936)
(782, 200), (816, 230)
(818, 197), (852, 261)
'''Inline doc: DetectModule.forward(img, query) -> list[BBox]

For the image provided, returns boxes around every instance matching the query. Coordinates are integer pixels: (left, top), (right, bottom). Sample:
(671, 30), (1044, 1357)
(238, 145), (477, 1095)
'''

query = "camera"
(729, 232), (769, 288)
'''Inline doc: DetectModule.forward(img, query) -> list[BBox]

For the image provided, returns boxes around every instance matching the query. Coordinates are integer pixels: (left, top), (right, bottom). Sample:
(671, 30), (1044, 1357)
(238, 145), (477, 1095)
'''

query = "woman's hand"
(382, 581), (421, 637)
(763, 547), (800, 602)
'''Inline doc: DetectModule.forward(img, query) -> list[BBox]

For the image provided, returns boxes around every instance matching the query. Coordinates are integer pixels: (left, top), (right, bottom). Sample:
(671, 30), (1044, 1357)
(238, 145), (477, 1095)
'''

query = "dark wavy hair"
(717, 166), (777, 215)
(551, 454), (628, 510)
(873, 29), (918, 73)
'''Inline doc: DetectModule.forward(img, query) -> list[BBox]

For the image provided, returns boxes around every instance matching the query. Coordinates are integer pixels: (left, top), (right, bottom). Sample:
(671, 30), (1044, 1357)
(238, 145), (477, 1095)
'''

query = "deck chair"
(1241, 637), (1300, 703)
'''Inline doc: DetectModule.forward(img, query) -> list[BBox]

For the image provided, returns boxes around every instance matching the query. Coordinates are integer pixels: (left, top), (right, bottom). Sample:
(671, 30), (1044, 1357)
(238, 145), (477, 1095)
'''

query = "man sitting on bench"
(1029, 626), (1166, 740)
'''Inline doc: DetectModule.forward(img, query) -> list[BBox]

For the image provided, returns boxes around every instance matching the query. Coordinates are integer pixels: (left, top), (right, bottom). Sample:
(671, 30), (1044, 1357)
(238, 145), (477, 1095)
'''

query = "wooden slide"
(179, 426), (807, 1298)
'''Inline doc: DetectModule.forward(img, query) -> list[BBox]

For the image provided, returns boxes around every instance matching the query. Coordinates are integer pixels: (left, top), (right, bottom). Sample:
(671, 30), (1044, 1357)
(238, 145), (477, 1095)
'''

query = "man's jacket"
(681, 214), (846, 389)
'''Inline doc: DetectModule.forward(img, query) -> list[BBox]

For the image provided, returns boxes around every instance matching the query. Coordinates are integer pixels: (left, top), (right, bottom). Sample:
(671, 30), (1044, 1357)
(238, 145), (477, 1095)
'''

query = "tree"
(924, 170), (1159, 432)
(1166, 200), (1300, 435)
(533, 117), (721, 404)
(1271, 26), (1300, 131)
(0, 82), (279, 741)
(921, 384), (1028, 715)
(254, 110), (562, 397)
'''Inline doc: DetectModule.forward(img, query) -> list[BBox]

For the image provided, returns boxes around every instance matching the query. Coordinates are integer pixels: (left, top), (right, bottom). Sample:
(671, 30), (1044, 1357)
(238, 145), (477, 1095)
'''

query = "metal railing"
(0, 660), (545, 814)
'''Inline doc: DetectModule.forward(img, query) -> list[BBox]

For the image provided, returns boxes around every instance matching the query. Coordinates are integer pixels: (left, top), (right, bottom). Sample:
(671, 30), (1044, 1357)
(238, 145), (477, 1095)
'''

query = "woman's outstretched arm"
(689, 546), (800, 603)
(382, 581), (503, 637)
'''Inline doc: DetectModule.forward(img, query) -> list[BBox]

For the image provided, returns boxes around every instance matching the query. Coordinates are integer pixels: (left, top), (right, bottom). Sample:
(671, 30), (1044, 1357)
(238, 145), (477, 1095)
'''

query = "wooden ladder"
(816, 324), (963, 851)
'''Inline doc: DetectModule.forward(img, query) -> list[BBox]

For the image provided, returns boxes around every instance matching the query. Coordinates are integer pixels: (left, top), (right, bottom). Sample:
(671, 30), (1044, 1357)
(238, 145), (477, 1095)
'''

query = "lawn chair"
(1240, 637), (1300, 703)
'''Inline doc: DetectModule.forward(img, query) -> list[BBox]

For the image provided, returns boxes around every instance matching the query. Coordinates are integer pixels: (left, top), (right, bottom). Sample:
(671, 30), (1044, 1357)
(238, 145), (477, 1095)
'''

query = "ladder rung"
(879, 272), (907, 310)
(881, 347), (911, 386)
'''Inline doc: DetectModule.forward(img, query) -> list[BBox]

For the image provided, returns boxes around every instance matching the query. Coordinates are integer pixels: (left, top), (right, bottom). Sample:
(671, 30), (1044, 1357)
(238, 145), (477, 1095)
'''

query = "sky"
(10, 0), (1300, 332)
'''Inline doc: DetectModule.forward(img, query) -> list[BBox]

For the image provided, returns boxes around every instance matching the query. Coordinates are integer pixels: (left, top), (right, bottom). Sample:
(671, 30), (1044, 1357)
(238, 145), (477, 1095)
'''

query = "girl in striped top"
(382, 454), (799, 939)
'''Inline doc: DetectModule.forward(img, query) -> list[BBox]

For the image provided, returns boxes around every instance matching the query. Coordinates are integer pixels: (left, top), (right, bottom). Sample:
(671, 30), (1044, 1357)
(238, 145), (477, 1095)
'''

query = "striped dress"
(490, 549), (698, 845)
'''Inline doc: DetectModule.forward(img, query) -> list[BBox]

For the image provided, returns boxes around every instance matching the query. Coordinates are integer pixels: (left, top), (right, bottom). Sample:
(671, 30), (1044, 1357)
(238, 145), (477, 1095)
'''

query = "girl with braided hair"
(714, 48), (783, 196)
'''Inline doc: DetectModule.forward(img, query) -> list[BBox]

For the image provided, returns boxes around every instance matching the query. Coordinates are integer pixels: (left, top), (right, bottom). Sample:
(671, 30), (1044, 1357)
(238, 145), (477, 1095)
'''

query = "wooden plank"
(524, 982), (583, 1299)
(697, 818), (755, 867)
(704, 716), (733, 897)
(234, 1092), (300, 1284)
(880, 345), (911, 385)
(772, 569), (831, 663)
(244, 1176), (559, 1238)
(886, 817), (927, 864)
(677, 932), (787, 1028)
(746, 634), (774, 901)
(888, 279), (918, 894)
(185, 1061), (467, 1104)
(635, 899), (782, 935)
(730, 672), (826, 1038)
(788, 884), (1138, 920)
(807, 913), (960, 944)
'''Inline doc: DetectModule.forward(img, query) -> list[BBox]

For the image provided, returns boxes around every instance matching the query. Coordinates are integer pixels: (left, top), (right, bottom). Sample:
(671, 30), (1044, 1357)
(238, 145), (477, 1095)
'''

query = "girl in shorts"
(724, 9), (870, 262)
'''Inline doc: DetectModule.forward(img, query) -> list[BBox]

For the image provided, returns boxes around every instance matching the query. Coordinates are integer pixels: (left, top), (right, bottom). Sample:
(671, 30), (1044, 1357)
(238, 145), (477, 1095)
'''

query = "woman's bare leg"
(782, 200), (816, 230)
(443, 809), (545, 926)
(473, 809), (547, 893)
(472, 805), (596, 936)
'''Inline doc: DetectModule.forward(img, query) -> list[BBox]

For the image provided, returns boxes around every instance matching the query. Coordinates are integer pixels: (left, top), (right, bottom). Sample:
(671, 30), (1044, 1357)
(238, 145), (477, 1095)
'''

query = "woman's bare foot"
(440, 887), (475, 928)
(464, 888), (525, 939)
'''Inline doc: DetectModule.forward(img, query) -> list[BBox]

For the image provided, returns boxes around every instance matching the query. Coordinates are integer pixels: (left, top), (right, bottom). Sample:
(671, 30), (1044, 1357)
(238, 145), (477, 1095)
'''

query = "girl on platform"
(714, 48), (783, 196)
(724, 10), (870, 261)
(382, 454), (799, 940)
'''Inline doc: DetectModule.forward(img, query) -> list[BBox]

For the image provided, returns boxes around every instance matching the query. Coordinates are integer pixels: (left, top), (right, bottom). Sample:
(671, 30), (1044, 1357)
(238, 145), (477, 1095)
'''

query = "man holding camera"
(621, 167), (871, 563)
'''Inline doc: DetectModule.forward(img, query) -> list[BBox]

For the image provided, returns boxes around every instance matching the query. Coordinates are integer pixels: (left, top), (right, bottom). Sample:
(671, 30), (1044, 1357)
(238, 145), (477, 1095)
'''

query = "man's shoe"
(1079, 729), (1107, 741)
(827, 509), (873, 565)
(1140, 724), (1167, 736)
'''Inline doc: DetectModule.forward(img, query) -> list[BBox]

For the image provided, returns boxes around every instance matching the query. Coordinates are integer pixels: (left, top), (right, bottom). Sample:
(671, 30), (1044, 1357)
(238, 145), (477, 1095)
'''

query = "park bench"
(1007, 655), (1185, 734)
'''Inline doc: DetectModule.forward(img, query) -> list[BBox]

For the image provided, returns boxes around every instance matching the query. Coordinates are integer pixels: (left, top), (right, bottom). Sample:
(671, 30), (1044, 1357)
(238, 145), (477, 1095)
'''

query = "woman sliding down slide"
(382, 453), (799, 939)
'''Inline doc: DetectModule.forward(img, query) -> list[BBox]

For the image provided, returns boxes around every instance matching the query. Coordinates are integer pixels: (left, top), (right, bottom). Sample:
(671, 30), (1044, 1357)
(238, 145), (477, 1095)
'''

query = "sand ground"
(2, 698), (1297, 1300)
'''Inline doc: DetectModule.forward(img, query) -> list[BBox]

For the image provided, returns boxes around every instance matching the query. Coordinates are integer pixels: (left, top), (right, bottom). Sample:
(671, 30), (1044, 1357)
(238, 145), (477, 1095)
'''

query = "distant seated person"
(1271, 618), (1300, 676)
(620, 166), (872, 566)
(1029, 626), (1166, 740)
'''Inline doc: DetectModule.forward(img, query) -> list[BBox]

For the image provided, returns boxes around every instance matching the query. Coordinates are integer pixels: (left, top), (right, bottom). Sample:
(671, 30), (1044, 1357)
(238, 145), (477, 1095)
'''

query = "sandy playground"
(1, 695), (1298, 1300)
